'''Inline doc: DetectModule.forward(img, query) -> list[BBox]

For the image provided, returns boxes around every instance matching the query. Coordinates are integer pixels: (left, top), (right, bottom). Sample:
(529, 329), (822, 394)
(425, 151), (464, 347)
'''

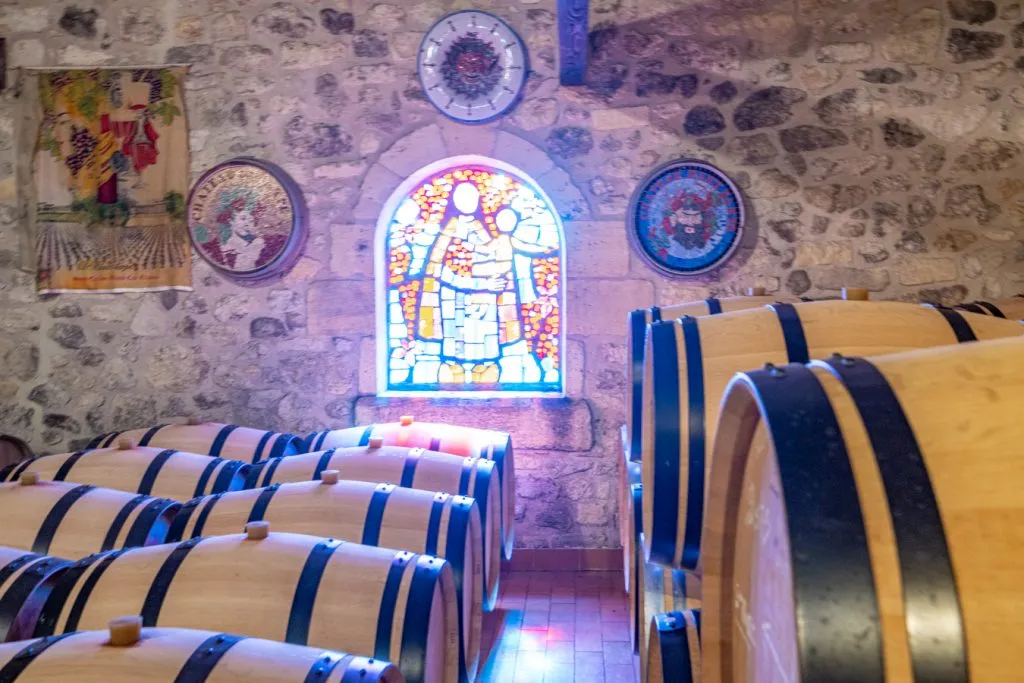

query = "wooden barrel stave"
(0, 625), (403, 681)
(86, 422), (304, 464)
(166, 479), (483, 682)
(641, 301), (1024, 569)
(0, 480), (179, 560)
(0, 547), (71, 643)
(644, 609), (701, 683)
(701, 336), (1024, 683)
(0, 447), (250, 501)
(247, 446), (502, 611)
(625, 294), (796, 464)
(24, 531), (459, 683)
(304, 420), (515, 561)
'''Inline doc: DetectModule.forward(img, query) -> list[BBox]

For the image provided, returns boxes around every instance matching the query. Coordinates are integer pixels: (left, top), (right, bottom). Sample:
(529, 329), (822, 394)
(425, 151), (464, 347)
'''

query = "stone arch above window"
(376, 155), (566, 397)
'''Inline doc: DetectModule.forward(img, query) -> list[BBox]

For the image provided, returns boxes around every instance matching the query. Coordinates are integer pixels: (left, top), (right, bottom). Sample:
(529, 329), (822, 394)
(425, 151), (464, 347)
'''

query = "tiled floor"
(477, 571), (637, 683)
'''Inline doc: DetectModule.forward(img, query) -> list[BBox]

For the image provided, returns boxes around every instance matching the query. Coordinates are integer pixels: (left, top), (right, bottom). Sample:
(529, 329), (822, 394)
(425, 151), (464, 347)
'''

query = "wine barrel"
(618, 451), (641, 593)
(642, 299), (1024, 569)
(955, 295), (1024, 321)
(86, 419), (304, 463)
(0, 442), (250, 501)
(167, 474), (483, 682)
(304, 419), (515, 560)
(27, 528), (459, 683)
(700, 336), (1024, 683)
(0, 618), (404, 682)
(246, 445), (502, 611)
(635, 537), (701, 679)
(0, 435), (31, 472)
(627, 486), (643, 653)
(0, 476), (179, 560)
(645, 610), (701, 683)
(626, 289), (796, 464)
(0, 547), (71, 643)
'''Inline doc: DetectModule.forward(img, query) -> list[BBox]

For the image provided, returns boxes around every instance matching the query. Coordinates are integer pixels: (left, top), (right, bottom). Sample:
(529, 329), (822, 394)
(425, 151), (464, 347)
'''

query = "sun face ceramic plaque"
(418, 10), (528, 123)
(628, 160), (745, 276)
(187, 158), (307, 283)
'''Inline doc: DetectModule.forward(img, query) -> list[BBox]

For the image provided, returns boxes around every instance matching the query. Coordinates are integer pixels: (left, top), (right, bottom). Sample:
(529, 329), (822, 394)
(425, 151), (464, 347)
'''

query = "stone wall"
(0, 0), (1022, 548)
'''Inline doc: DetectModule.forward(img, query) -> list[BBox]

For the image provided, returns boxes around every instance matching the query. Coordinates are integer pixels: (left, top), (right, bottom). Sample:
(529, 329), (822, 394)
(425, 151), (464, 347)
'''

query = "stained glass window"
(376, 157), (565, 396)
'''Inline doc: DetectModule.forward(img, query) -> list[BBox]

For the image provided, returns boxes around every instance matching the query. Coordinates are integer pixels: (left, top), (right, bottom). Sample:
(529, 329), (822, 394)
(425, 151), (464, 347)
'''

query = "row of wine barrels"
(0, 547), (71, 642)
(625, 288), (798, 464)
(245, 444), (502, 609)
(642, 299), (1024, 569)
(0, 435), (31, 471)
(0, 444), (250, 502)
(0, 619), (403, 682)
(304, 419), (515, 560)
(166, 474), (483, 681)
(955, 294), (1024, 321)
(635, 536), (701, 682)
(23, 528), (460, 683)
(87, 420), (304, 463)
(700, 336), (1024, 683)
(0, 477), (179, 560)
(644, 609), (701, 683)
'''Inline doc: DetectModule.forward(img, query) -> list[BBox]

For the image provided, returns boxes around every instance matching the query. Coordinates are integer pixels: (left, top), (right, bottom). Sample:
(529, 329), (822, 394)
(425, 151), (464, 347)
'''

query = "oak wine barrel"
(0, 476), (178, 560)
(635, 533), (701, 679)
(700, 336), (1024, 683)
(87, 419), (304, 463)
(642, 299), (1024, 569)
(246, 444), (502, 610)
(955, 294), (1024, 321)
(627, 485), (643, 653)
(0, 547), (71, 643)
(625, 289), (797, 463)
(645, 610), (701, 683)
(619, 445), (641, 593)
(167, 475), (483, 682)
(304, 419), (515, 560)
(26, 528), (459, 683)
(0, 442), (250, 501)
(0, 435), (31, 472)
(0, 618), (404, 682)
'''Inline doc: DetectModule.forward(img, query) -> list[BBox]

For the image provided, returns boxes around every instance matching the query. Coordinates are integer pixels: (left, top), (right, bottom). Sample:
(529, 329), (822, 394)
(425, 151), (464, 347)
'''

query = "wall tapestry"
(378, 157), (564, 397)
(187, 158), (307, 284)
(628, 159), (745, 277)
(418, 10), (528, 123)
(34, 67), (191, 293)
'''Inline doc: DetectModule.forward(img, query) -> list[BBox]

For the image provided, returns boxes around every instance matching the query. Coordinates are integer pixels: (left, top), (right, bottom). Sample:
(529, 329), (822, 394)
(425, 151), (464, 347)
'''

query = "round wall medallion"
(418, 10), (528, 123)
(187, 157), (307, 283)
(628, 160), (746, 277)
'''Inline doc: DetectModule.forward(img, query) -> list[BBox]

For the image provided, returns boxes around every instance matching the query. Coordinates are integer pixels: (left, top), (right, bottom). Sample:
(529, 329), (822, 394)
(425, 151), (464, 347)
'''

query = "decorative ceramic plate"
(187, 158), (307, 283)
(628, 160), (745, 276)
(418, 10), (528, 123)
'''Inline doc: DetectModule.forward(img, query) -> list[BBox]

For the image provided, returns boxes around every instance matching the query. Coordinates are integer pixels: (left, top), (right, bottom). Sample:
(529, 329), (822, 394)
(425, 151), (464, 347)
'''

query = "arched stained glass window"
(376, 156), (565, 397)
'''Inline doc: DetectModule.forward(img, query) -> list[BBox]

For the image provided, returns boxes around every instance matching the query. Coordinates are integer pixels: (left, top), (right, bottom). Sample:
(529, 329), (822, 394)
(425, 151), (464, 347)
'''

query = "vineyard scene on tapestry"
(381, 162), (564, 395)
(34, 67), (190, 292)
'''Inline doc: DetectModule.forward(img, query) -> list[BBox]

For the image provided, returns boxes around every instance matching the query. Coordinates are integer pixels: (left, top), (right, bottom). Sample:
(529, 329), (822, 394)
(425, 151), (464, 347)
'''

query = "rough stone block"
(592, 106), (651, 131)
(811, 266), (891, 291)
(353, 397), (595, 451)
(378, 124), (448, 177)
(568, 279), (654, 336)
(358, 337), (377, 394)
(439, 120), (498, 157)
(897, 257), (958, 285)
(329, 224), (374, 279)
(565, 221), (630, 277)
(792, 241), (854, 268)
(307, 280), (375, 336)
(353, 164), (402, 221)
(493, 131), (554, 178)
(536, 166), (590, 220)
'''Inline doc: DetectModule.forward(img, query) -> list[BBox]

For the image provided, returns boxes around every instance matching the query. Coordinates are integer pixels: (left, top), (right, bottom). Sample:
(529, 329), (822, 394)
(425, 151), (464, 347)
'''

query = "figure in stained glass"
(380, 162), (564, 395)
